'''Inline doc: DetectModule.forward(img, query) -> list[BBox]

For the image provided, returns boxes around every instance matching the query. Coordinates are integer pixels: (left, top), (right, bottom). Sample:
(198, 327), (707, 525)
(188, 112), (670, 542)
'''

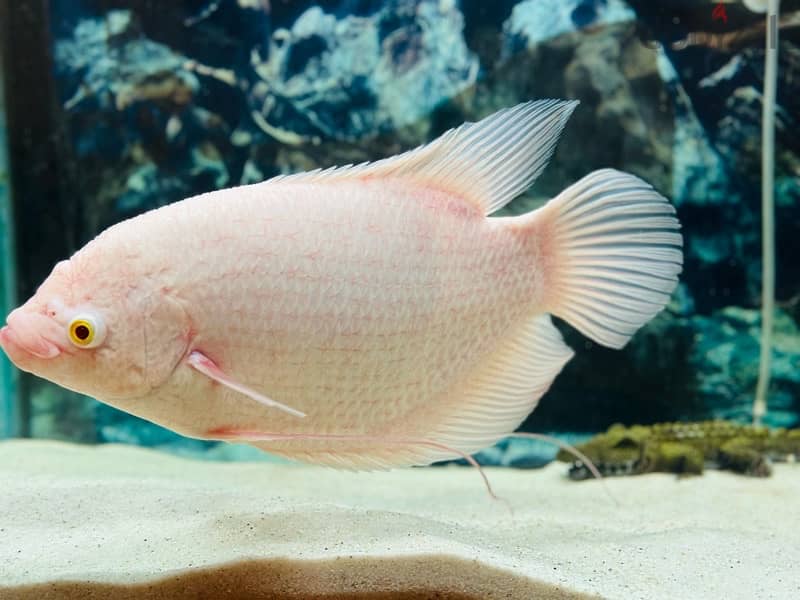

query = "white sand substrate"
(0, 440), (797, 599)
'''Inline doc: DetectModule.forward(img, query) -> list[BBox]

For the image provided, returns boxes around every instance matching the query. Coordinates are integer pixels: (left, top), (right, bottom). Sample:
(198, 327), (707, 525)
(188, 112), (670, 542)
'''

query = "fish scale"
(128, 182), (528, 445)
(151, 188), (510, 459)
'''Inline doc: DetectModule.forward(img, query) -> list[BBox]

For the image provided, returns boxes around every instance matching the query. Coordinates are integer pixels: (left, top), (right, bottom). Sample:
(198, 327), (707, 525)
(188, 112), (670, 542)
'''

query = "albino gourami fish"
(0, 100), (682, 469)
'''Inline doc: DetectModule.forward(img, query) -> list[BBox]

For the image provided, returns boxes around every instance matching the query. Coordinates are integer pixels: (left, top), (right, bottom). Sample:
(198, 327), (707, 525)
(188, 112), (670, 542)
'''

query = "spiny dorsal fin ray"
(271, 99), (579, 216)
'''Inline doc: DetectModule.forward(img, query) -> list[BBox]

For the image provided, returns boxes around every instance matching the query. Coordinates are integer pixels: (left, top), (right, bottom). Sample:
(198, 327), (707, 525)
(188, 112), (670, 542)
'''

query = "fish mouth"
(0, 324), (61, 360)
(0, 309), (66, 362)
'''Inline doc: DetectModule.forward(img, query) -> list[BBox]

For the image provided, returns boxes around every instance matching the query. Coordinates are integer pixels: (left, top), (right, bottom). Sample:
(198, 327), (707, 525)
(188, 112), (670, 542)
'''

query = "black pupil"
(75, 324), (90, 340)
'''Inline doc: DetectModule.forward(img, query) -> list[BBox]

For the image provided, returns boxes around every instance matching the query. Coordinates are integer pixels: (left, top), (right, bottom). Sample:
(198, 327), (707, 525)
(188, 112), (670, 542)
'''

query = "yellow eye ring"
(67, 314), (105, 349)
(69, 318), (94, 346)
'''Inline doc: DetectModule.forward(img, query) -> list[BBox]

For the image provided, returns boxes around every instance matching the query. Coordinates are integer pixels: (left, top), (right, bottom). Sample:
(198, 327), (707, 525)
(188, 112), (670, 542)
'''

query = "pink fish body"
(0, 101), (682, 468)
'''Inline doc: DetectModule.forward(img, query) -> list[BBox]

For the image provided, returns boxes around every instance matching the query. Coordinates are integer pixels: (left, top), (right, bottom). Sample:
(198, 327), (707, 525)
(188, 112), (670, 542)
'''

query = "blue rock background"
(8, 0), (800, 462)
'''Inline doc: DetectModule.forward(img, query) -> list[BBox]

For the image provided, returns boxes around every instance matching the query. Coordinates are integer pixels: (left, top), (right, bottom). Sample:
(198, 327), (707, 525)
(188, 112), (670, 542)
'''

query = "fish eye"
(67, 313), (106, 349)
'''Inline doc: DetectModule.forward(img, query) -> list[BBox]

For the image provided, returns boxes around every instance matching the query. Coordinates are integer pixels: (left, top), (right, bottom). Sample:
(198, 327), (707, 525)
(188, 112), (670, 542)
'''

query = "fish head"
(0, 247), (191, 402)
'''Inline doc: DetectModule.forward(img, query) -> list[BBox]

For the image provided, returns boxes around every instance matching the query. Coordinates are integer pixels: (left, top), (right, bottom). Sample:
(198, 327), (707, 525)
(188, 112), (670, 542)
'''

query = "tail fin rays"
(538, 169), (683, 349)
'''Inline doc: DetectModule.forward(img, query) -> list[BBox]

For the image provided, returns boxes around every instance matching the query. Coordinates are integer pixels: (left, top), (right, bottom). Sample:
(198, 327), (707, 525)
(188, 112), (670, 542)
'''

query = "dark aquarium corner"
(1, 1), (800, 598)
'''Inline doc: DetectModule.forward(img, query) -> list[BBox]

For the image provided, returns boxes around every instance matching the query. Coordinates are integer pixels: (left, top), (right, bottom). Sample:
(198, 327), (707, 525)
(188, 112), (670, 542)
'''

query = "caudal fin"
(537, 169), (683, 349)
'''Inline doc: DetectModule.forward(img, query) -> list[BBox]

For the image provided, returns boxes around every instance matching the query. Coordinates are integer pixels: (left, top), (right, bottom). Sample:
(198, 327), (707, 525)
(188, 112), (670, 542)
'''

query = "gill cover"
(142, 291), (192, 391)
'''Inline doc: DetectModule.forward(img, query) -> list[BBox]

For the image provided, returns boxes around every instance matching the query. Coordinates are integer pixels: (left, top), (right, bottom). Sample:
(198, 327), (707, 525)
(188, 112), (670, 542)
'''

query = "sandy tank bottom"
(0, 439), (797, 600)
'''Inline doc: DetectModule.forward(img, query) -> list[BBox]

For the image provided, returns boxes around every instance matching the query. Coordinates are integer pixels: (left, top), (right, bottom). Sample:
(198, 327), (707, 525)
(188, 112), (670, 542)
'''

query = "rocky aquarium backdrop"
(3, 0), (799, 451)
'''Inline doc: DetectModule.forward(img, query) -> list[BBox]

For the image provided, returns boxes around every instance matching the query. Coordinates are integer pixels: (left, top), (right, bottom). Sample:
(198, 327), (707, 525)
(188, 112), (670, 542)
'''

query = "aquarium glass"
(0, 34), (18, 439)
(0, 0), (798, 465)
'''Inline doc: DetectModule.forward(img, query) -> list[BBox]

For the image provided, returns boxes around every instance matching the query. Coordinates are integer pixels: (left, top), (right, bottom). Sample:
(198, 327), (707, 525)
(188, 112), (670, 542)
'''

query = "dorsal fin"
(271, 99), (579, 216)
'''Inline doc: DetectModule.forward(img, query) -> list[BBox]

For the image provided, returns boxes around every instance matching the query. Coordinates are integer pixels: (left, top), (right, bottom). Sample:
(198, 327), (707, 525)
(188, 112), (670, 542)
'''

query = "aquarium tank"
(1, 1), (799, 598)
(1, 0), (797, 457)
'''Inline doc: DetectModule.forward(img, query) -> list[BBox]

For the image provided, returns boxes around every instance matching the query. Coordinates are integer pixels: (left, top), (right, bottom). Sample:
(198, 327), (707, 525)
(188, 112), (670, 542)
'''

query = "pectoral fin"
(186, 350), (306, 418)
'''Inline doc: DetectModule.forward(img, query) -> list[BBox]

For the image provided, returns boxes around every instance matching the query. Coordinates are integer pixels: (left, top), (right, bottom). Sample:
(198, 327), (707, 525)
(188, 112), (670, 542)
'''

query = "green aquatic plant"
(752, 0), (781, 426)
(557, 421), (800, 480)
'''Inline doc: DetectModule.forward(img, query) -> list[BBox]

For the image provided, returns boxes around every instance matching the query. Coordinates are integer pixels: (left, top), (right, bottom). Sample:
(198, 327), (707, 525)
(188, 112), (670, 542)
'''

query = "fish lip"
(0, 324), (62, 360)
(5, 307), (73, 359)
(0, 325), (13, 352)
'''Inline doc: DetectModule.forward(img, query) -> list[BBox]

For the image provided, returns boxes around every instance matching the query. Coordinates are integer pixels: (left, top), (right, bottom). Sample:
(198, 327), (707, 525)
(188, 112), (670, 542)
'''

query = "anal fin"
(204, 315), (573, 471)
(429, 313), (575, 461)
(226, 314), (573, 471)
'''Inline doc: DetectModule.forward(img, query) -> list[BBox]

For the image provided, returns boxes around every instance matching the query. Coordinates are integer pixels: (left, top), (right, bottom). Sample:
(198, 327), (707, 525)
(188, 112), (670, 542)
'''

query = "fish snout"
(1, 309), (63, 360)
